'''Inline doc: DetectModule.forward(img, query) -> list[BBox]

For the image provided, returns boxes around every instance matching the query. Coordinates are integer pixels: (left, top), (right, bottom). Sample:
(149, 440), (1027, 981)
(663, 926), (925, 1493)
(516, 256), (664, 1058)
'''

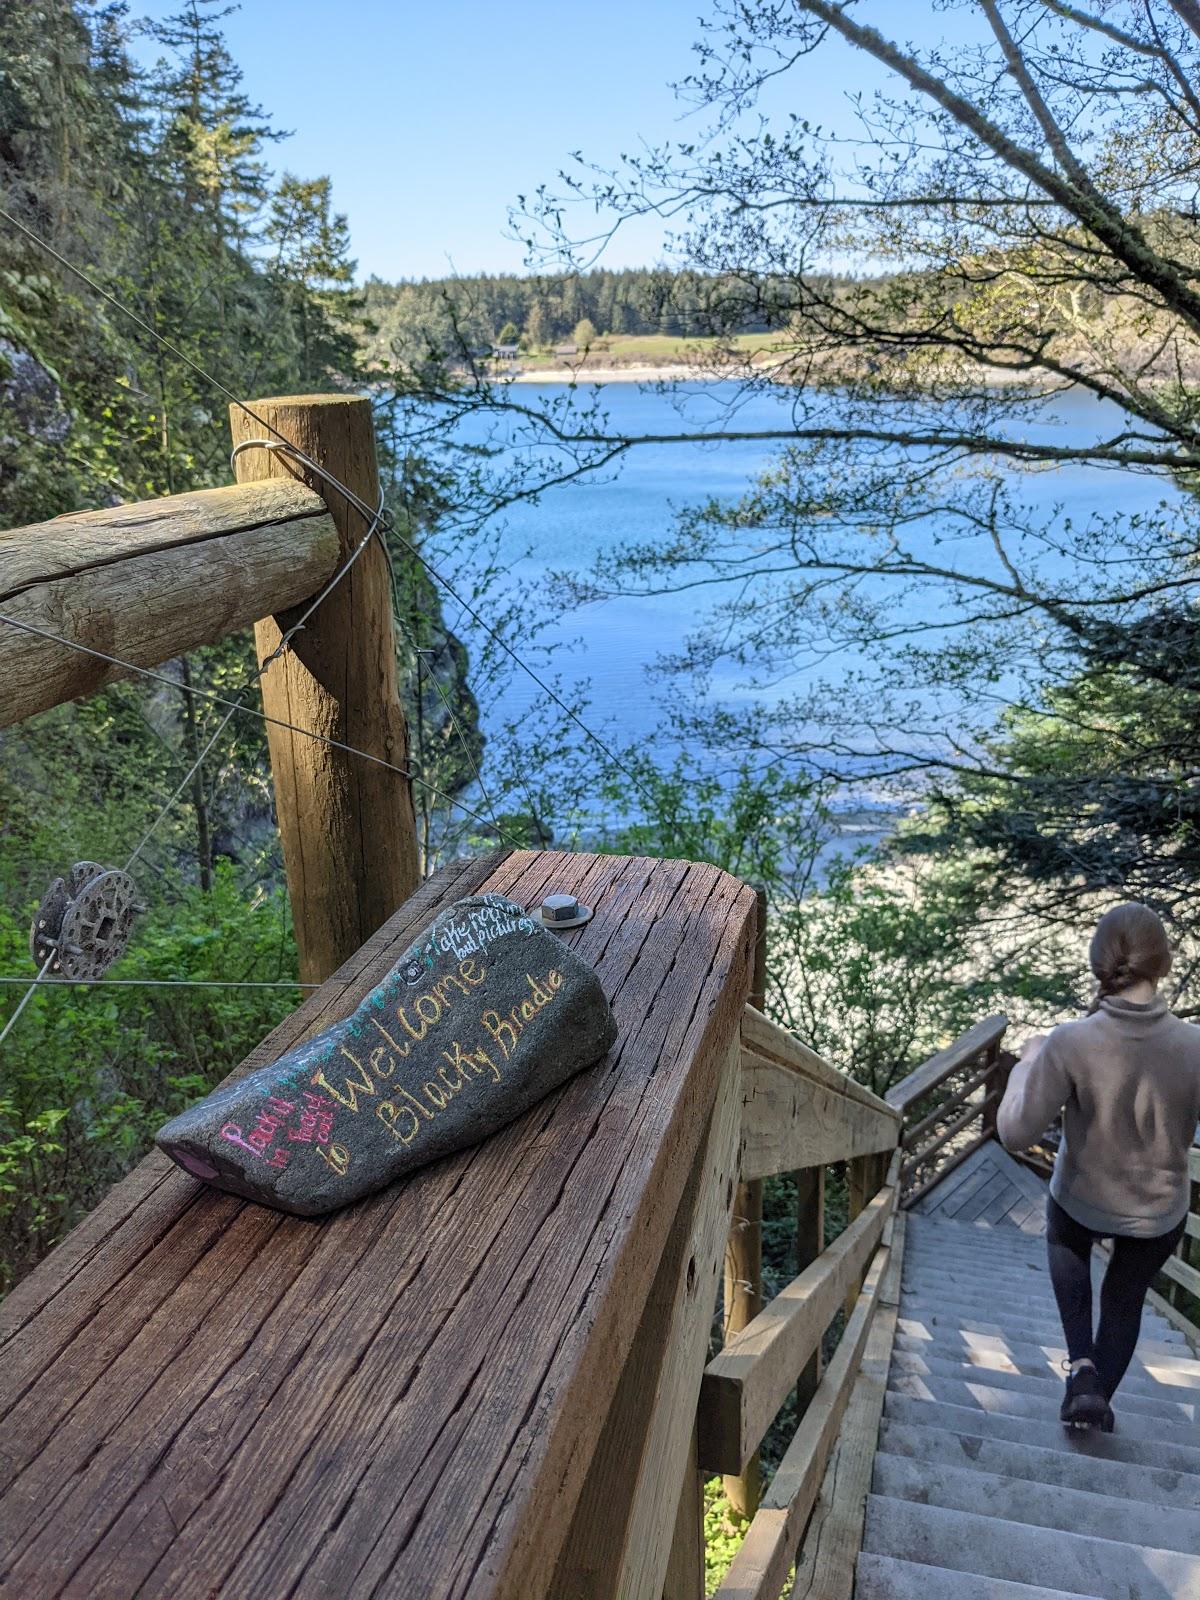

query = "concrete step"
(901, 1258), (1091, 1289)
(900, 1267), (1058, 1292)
(877, 1416), (1200, 1512)
(856, 1553), (1100, 1600)
(886, 1370), (1198, 1443)
(883, 1391), (1200, 1476)
(890, 1348), (1194, 1416)
(891, 1329), (1200, 1389)
(903, 1261), (1055, 1286)
(901, 1268), (1061, 1297)
(872, 1449), (1200, 1553)
(897, 1309), (1186, 1354)
(861, 1496), (1200, 1599)
(898, 1284), (1158, 1329)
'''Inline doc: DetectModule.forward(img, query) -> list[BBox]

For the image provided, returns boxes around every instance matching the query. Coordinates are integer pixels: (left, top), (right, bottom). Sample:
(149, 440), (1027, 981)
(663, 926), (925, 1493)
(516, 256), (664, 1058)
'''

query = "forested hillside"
(0, 0), (471, 1288)
(362, 267), (783, 365)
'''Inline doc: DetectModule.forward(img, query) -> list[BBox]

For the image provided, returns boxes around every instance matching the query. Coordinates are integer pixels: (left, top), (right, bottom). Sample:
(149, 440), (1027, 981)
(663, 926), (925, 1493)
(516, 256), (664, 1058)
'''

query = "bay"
(438, 380), (1184, 825)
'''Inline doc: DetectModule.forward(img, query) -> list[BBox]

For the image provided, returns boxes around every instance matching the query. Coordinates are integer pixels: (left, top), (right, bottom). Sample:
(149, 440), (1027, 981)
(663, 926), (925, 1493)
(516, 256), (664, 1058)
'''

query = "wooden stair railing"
(885, 1015), (1011, 1207)
(670, 1006), (903, 1600)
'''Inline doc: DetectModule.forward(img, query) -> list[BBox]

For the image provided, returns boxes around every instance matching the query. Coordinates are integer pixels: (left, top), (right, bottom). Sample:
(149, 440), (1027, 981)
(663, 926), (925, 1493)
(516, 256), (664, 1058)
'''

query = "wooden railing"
(0, 866), (908, 1600)
(2, 383), (918, 1599)
(676, 1006), (903, 1599)
(886, 1014), (1010, 1207)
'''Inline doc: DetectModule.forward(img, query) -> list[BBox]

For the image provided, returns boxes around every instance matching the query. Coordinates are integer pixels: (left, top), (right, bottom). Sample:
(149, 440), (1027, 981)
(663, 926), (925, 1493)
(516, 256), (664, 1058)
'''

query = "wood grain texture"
(722, 891), (769, 1520)
(550, 1035), (741, 1600)
(885, 1015), (1009, 1114)
(711, 1240), (892, 1600)
(230, 394), (418, 984)
(789, 1214), (906, 1600)
(0, 479), (338, 726)
(723, 1174), (764, 1516)
(0, 850), (756, 1600)
(794, 1164), (825, 1416)
(740, 1054), (897, 1181)
(697, 1183), (893, 1476)
(741, 1008), (897, 1121)
(662, 1430), (706, 1600)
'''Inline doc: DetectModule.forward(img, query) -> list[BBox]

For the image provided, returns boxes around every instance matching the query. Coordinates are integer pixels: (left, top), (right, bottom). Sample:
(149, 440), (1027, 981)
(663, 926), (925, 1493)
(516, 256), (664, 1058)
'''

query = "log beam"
(0, 480), (339, 727)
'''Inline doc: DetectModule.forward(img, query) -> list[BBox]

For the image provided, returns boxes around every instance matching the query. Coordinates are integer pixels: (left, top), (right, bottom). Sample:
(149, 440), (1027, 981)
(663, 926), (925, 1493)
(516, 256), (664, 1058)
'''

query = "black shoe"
(1060, 1364), (1114, 1430)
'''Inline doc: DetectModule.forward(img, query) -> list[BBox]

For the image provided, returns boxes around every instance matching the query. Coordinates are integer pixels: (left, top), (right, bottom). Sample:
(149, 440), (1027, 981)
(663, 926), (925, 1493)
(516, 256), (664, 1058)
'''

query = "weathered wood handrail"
(660, 1005), (904, 1598)
(0, 478), (339, 726)
(699, 1180), (894, 1474)
(885, 1013), (1008, 1113)
(739, 1006), (899, 1181)
(712, 1217), (904, 1599)
(886, 1015), (1010, 1207)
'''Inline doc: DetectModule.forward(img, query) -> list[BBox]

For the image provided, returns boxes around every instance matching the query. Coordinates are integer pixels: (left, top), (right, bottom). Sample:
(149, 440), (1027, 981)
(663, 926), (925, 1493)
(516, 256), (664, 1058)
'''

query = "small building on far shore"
(492, 343), (520, 362)
(554, 342), (578, 358)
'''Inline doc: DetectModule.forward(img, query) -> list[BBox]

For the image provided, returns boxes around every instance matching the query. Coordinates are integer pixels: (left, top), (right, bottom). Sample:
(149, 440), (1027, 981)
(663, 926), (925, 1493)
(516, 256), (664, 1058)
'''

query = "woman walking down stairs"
(853, 1149), (1200, 1600)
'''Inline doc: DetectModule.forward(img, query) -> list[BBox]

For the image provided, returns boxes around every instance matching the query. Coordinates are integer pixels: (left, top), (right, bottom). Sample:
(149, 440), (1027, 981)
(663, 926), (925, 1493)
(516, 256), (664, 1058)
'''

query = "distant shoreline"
(500, 359), (1049, 389)
(509, 361), (724, 384)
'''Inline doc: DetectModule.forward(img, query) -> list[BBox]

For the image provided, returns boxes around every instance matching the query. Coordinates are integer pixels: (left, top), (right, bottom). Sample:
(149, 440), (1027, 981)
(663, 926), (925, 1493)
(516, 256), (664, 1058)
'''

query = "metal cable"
(0, 612), (518, 839)
(0, 207), (652, 1041)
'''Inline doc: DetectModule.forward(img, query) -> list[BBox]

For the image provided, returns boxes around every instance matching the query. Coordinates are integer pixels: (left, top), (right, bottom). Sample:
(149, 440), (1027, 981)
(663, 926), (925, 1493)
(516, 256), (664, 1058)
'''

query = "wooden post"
(844, 1154), (875, 1319)
(723, 885), (768, 1519)
(229, 395), (419, 984)
(795, 1163), (825, 1414)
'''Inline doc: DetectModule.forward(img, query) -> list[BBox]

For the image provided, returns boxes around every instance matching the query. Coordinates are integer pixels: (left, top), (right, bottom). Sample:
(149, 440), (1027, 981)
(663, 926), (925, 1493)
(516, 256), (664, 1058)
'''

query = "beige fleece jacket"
(997, 995), (1200, 1236)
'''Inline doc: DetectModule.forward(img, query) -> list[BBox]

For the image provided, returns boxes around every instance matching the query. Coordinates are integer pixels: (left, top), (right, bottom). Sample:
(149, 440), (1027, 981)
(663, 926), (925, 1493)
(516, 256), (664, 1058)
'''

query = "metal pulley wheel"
(30, 862), (140, 981)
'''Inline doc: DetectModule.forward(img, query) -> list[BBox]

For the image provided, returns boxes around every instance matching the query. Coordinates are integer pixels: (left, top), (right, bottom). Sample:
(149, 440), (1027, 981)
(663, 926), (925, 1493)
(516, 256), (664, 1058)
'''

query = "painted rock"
(155, 893), (617, 1215)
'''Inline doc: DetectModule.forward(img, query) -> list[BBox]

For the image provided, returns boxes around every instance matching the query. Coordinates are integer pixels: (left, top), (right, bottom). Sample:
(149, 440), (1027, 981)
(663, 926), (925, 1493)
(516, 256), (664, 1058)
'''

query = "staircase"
(855, 1146), (1200, 1600)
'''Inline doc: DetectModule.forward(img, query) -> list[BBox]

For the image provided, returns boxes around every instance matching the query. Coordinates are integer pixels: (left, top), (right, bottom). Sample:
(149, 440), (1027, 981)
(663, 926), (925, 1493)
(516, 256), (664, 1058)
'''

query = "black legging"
(1046, 1195), (1186, 1398)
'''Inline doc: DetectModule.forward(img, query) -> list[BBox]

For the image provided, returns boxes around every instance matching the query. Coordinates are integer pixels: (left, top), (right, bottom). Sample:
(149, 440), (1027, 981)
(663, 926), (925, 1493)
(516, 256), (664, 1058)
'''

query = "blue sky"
(129, 1), (922, 281)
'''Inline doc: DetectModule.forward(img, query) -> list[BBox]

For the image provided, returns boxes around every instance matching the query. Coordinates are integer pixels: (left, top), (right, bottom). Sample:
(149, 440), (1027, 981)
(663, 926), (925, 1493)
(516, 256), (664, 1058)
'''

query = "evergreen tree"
(265, 172), (360, 384)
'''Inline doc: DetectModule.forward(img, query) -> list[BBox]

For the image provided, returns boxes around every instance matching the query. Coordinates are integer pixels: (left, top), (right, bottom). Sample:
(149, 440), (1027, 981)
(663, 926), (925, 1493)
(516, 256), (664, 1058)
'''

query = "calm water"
(442, 381), (1182, 805)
